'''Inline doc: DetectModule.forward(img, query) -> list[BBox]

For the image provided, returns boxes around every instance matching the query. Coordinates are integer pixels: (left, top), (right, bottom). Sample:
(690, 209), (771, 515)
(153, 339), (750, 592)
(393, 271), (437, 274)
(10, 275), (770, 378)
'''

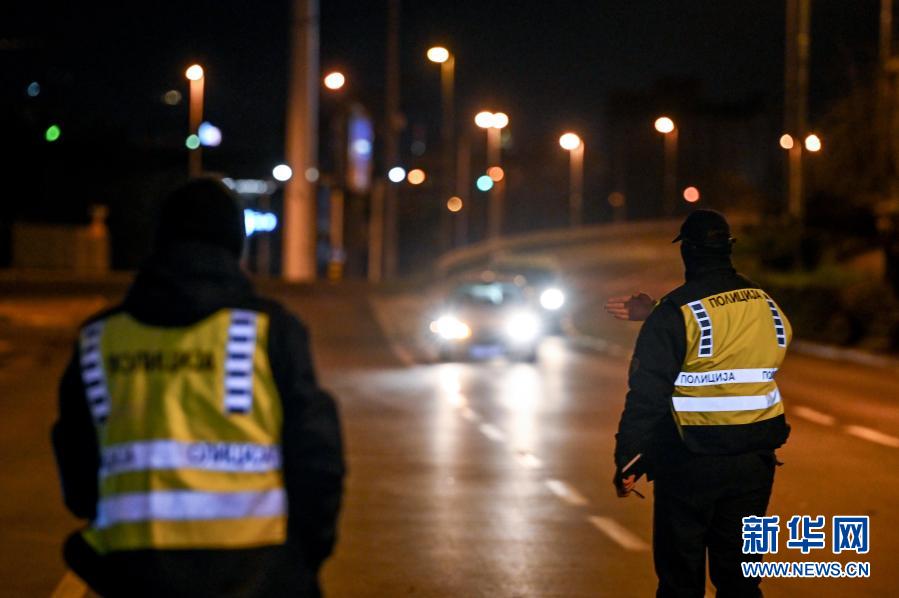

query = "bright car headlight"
(430, 315), (472, 340)
(505, 311), (541, 343)
(539, 288), (565, 311)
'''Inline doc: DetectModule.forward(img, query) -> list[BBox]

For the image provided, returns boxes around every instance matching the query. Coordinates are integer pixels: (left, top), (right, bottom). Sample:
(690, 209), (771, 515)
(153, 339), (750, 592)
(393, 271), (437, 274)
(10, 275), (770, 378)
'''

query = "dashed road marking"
(588, 515), (651, 552)
(845, 425), (899, 448)
(479, 423), (505, 443)
(515, 451), (543, 469)
(50, 571), (86, 598)
(792, 405), (836, 426)
(545, 479), (589, 506)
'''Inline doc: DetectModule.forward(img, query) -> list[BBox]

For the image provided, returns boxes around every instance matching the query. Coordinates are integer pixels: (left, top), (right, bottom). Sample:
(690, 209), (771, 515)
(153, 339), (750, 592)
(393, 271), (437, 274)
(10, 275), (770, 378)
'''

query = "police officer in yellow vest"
(52, 179), (344, 597)
(609, 210), (790, 598)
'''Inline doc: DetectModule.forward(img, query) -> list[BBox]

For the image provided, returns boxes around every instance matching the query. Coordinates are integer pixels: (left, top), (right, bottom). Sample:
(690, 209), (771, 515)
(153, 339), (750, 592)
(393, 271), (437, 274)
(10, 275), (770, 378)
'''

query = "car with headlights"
(486, 257), (567, 332)
(429, 279), (543, 362)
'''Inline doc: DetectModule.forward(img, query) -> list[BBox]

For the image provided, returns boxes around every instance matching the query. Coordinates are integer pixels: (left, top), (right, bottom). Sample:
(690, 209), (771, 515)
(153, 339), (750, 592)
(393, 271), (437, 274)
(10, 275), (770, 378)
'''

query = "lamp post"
(427, 46), (456, 250)
(654, 116), (678, 217)
(559, 132), (584, 227)
(185, 64), (205, 177)
(475, 111), (508, 239)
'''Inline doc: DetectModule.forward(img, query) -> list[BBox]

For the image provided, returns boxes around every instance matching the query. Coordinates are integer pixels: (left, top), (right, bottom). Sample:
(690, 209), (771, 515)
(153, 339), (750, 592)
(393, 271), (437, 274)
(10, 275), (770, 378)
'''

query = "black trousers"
(652, 452), (775, 598)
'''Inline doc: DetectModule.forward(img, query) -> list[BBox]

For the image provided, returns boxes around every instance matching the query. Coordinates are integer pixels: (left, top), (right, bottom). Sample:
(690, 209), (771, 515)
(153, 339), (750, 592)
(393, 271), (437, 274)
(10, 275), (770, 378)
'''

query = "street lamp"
(475, 111), (509, 239)
(185, 64), (205, 177)
(804, 133), (822, 152)
(654, 115), (678, 216)
(427, 45), (456, 250)
(559, 132), (585, 227)
(323, 71), (346, 91)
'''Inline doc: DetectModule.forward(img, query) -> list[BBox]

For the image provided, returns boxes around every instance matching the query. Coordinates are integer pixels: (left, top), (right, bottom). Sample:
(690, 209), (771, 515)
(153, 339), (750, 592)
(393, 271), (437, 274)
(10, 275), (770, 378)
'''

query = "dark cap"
(672, 209), (733, 247)
(156, 178), (245, 257)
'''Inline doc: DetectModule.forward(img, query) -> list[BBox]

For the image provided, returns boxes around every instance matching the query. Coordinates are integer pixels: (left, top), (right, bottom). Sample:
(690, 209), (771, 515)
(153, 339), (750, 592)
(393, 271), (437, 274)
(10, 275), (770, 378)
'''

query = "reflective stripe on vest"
(675, 368), (778, 387)
(94, 489), (286, 529)
(673, 388), (782, 412)
(80, 321), (110, 424)
(687, 301), (713, 357)
(224, 310), (257, 414)
(766, 299), (787, 347)
(100, 440), (282, 478)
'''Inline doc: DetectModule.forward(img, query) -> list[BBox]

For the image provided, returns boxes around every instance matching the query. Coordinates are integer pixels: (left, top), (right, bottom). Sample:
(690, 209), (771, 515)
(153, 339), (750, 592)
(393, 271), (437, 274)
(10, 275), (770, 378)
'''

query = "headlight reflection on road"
(501, 365), (540, 451)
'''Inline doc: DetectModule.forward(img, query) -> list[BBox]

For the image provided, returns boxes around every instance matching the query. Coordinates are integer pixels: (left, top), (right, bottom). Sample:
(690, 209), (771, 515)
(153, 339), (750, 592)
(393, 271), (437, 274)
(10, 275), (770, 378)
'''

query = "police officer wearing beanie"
(52, 178), (344, 597)
(608, 210), (791, 598)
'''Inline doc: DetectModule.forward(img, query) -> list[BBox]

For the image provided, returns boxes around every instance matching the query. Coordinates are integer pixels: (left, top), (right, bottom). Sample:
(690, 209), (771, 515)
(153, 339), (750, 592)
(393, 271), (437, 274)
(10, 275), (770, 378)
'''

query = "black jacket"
(613, 254), (790, 478)
(52, 242), (345, 598)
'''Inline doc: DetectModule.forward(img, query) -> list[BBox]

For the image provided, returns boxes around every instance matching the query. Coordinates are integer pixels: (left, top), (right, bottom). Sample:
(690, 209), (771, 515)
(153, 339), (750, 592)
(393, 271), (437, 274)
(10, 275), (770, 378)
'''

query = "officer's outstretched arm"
(604, 293), (656, 322)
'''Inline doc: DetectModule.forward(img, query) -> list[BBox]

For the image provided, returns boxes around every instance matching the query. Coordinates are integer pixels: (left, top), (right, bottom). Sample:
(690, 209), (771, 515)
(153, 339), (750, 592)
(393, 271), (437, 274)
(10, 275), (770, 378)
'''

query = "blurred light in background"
(44, 124), (61, 142)
(804, 134), (822, 152)
(163, 90), (182, 105)
(27, 82), (40, 97)
(476, 175), (494, 192)
(427, 46), (450, 63)
(305, 167), (320, 183)
(388, 166), (406, 183)
(185, 64), (204, 81)
(244, 209), (278, 236)
(447, 196), (463, 212)
(474, 111), (495, 128)
(487, 166), (505, 182)
(779, 134), (794, 150)
(323, 71), (346, 90)
(198, 122), (222, 147)
(559, 132), (582, 150)
(654, 116), (675, 134)
(491, 112), (509, 129)
(608, 192), (625, 208)
(185, 134), (200, 150)
(683, 186), (700, 203)
(407, 168), (426, 185)
(272, 164), (293, 182)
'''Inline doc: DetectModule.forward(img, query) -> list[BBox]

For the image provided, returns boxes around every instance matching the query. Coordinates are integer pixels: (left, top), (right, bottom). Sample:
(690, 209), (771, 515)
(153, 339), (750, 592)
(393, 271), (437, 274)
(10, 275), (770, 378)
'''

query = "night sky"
(0, 1), (886, 265)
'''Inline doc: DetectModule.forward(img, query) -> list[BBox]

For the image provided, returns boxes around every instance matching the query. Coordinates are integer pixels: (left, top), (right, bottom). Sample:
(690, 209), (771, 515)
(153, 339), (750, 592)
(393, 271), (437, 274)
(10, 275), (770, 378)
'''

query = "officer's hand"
(613, 471), (637, 498)
(604, 293), (655, 322)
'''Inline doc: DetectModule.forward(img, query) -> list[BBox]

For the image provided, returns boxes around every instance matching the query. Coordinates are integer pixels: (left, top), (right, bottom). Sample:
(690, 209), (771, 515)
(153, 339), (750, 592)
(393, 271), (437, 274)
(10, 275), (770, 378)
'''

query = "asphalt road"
(2, 235), (898, 597)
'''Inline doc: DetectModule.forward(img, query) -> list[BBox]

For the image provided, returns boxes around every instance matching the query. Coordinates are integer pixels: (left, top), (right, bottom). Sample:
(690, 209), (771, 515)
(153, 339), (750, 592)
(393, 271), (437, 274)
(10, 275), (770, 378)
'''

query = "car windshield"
(451, 282), (525, 306)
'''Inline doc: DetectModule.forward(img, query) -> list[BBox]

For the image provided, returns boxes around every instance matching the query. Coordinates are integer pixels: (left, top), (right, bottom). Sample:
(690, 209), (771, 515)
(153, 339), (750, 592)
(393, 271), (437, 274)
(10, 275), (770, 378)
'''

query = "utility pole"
(880, 0), (895, 195)
(382, 0), (401, 279)
(282, 0), (319, 282)
(785, 0), (810, 223)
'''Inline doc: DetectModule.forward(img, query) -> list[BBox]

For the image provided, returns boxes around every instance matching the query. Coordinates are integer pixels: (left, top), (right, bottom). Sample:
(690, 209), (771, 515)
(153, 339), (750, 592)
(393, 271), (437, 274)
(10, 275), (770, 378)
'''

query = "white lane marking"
(791, 405), (836, 426)
(545, 479), (589, 507)
(515, 451), (543, 469)
(845, 425), (899, 448)
(50, 571), (86, 598)
(460, 407), (480, 423)
(588, 515), (651, 551)
(478, 423), (506, 443)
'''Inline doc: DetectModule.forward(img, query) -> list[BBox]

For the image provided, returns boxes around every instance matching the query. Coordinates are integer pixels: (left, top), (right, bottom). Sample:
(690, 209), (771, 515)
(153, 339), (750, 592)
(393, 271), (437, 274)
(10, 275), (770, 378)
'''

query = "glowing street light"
(475, 110), (509, 238)
(447, 196), (463, 212)
(474, 111), (495, 129)
(185, 64), (204, 81)
(427, 46), (450, 64)
(654, 116), (675, 134)
(487, 166), (505, 182)
(804, 134), (822, 152)
(272, 164), (293, 182)
(779, 134), (795, 150)
(491, 112), (509, 129)
(654, 115), (678, 216)
(323, 71), (346, 91)
(683, 186), (700, 203)
(559, 132), (585, 226)
(185, 64), (205, 176)
(387, 166), (406, 183)
(407, 168), (426, 185)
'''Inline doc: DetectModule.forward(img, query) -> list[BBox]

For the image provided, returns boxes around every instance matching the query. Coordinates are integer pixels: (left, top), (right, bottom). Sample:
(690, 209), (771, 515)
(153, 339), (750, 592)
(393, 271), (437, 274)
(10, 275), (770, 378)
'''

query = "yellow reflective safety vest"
(78, 308), (287, 554)
(671, 287), (792, 453)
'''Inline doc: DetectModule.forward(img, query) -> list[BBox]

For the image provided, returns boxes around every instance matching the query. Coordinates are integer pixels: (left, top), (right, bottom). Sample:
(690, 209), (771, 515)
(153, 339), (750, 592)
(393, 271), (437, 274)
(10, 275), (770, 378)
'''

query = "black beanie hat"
(672, 209), (733, 249)
(156, 178), (245, 257)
